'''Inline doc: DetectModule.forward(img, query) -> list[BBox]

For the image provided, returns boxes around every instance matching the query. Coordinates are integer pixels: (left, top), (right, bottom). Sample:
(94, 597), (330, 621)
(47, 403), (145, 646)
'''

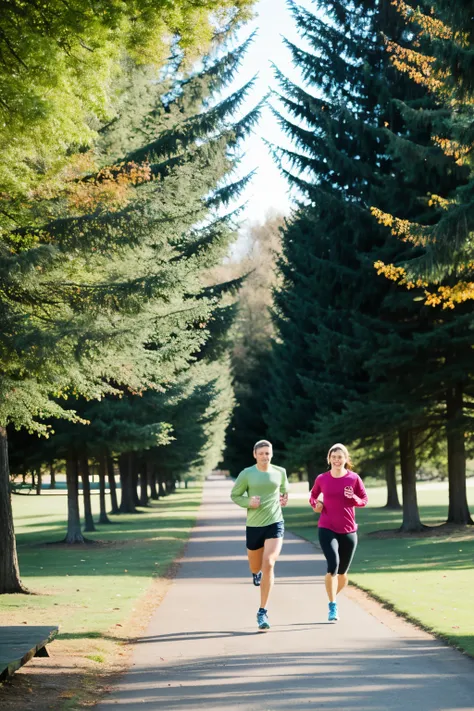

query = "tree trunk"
(49, 462), (56, 489)
(79, 452), (96, 532)
(132, 454), (140, 507)
(35, 467), (42, 495)
(139, 459), (149, 507)
(383, 434), (401, 509)
(98, 454), (111, 524)
(398, 428), (424, 532)
(306, 461), (318, 490)
(119, 453), (137, 513)
(64, 450), (85, 543)
(157, 471), (166, 498)
(107, 455), (120, 514)
(0, 426), (27, 593)
(446, 383), (473, 524)
(149, 460), (159, 500)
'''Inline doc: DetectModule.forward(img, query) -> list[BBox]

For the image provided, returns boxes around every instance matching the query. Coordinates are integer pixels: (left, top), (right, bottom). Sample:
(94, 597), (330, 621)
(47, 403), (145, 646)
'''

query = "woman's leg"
(260, 536), (283, 609)
(336, 572), (348, 595)
(325, 573), (338, 602)
(337, 532), (358, 594)
(318, 528), (340, 603)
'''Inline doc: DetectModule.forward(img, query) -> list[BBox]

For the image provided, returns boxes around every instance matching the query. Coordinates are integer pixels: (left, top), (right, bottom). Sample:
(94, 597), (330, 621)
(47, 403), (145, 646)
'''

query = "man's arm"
(280, 468), (289, 506)
(230, 470), (250, 508)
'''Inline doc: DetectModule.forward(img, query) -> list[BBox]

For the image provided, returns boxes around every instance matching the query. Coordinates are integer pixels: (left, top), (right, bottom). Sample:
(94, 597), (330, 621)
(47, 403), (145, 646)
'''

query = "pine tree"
(374, 1), (474, 307)
(0, 38), (258, 566)
(0, 0), (255, 218)
(268, 0), (474, 530)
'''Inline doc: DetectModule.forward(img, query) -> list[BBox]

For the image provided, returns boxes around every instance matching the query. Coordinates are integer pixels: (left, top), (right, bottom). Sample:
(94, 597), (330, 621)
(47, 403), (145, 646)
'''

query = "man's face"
(254, 446), (272, 466)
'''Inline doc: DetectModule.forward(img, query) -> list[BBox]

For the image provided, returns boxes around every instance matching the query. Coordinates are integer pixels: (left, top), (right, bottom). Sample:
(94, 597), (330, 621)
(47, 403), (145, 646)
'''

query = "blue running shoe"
(328, 601), (339, 622)
(253, 571), (262, 587)
(257, 608), (270, 631)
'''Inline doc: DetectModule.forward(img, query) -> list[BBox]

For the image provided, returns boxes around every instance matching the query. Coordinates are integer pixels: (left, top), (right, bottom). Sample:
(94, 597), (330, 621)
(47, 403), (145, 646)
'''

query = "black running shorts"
(246, 520), (285, 551)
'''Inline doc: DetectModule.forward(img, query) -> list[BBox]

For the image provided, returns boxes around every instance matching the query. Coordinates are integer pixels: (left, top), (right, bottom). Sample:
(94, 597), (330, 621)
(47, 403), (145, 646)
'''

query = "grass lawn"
(0, 484), (202, 709)
(285, 479), (474, 657)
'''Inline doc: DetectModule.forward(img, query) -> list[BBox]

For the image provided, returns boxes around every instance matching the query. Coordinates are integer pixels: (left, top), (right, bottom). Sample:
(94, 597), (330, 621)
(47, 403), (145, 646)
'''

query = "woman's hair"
(327, 443), (353, 469)
(253, 439), (272, 452)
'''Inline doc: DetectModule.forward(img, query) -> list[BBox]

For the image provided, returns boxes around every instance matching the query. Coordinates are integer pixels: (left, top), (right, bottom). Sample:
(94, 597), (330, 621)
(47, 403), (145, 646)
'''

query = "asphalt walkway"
(98, 477), (474, 711)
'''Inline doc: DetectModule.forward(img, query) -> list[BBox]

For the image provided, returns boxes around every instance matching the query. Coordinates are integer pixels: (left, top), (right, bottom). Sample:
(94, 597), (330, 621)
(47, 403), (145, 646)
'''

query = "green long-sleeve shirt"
(230, 464), (289, 527)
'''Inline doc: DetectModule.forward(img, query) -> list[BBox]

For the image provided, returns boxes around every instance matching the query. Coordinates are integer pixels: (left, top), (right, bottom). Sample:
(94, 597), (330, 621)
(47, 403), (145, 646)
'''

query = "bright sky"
(226, 0), (314, 227)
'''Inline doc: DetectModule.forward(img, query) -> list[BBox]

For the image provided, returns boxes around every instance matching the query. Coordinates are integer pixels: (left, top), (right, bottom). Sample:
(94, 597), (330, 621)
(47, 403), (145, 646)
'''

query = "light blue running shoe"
(328, 601), (339, 622)
(257, 608), (270, 631)
(253, 571), (262, 587)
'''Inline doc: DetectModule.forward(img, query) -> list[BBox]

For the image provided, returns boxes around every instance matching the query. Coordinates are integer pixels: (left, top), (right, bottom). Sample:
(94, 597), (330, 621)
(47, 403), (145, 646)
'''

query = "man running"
(231, 440), (289, 631)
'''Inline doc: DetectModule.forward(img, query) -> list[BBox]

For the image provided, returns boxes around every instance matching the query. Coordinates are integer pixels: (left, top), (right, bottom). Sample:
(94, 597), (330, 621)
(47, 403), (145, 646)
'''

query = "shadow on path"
(99, 641), (474, 710)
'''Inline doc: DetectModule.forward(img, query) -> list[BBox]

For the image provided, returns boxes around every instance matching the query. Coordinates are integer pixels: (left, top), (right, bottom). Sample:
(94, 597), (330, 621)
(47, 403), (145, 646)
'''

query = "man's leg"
(260, 536), (283, 610)
(247, 547), (264, 575)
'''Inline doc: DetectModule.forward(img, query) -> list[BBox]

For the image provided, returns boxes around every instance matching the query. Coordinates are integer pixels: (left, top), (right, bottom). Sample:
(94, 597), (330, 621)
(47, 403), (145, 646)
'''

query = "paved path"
(98, 478), (474, 710)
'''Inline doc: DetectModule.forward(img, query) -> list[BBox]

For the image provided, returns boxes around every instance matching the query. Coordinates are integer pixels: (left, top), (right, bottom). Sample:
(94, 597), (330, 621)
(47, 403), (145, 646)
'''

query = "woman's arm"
(309, 476), (322, 509)
(352, 475), (368, 507)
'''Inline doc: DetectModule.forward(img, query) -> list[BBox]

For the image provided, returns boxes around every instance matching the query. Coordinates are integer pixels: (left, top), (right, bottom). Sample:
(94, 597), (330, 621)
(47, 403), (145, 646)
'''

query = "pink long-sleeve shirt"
(309, 470), (368, 534)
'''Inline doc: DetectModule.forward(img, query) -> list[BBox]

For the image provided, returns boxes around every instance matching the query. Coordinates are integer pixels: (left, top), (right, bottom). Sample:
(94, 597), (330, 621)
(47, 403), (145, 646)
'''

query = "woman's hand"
(280, 493), (288, 507)
(344, 486), (354, 499)
(313, 500), (323, 513)
(249, 495), (261, 509)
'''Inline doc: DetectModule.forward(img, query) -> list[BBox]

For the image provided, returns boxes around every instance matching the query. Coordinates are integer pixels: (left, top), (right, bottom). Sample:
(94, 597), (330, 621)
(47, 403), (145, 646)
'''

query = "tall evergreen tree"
(0, 38), (260, 588)
(0, 0), (255, 217)
(374, 1), (474, 306)
(267, 0), (474, 530)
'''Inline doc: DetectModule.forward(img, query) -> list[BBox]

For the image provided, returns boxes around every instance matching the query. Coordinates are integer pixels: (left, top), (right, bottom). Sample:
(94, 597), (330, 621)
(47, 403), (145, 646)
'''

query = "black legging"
(318, 527), (358, 575)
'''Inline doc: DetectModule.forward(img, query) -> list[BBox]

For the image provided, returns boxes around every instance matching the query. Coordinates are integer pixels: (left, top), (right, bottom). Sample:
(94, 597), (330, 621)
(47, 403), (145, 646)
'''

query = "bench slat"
(0, 626), (58, 681)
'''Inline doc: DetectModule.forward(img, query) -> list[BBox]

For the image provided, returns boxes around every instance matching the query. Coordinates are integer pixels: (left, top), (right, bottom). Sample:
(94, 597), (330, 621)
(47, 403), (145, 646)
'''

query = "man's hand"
(280, 493), (288, 507)
(249, 495), (261, 509)
(313, 500), (323, 513)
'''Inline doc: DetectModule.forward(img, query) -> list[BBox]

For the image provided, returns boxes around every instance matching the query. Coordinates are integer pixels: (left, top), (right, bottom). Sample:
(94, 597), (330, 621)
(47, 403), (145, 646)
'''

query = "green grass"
(285, 480), (474, 657)
(0, 484), (202, 652)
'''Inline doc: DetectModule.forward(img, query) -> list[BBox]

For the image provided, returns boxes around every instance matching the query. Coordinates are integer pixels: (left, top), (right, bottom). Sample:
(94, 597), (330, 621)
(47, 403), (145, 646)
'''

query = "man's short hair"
(253, 439), (272, 452)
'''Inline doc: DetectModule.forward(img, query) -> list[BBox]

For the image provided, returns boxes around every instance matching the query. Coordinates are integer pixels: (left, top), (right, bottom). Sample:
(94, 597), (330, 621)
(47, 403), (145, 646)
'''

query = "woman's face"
(329, 449), (346, 468)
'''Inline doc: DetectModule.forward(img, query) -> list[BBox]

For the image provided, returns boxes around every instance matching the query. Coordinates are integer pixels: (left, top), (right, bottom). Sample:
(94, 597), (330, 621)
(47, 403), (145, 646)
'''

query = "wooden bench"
(0, 626), (59, 681)
(10, 482), (34, 495)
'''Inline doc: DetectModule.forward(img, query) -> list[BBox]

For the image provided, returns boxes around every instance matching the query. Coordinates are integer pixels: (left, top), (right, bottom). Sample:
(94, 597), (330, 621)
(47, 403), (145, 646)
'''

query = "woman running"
(309, 443), (368, 622)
